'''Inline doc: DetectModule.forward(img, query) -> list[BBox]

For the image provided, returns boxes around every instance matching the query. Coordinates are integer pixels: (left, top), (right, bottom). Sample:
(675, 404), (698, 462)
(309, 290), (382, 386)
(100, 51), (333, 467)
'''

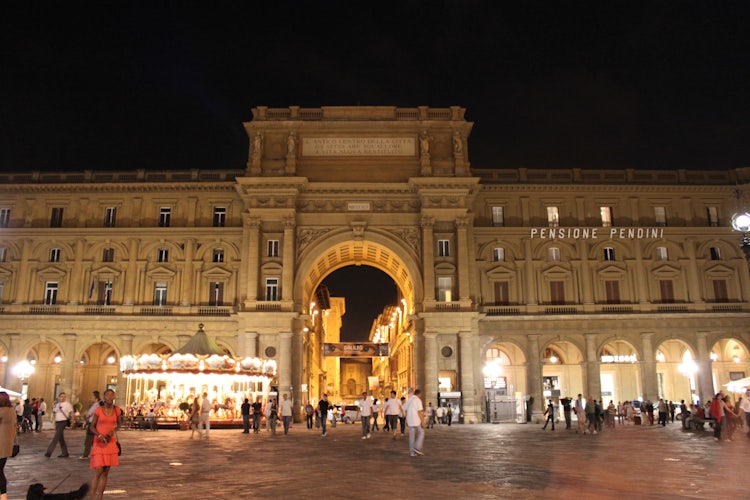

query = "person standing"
(574, 394), (586, 434)
(37, 398), (46, 431)
(80, 391), (101, 459)
(446, 404), (453, 426)
(304, 401), (314, 429)
(426, 402), (436, 429)
(200, 393), (211, 439)
(371, 399), (381, 432)
(89, 389), (121, 500)
(560, 397), (572, 429)
(240, 398), (251, 434)
(264, 399), (278, 435)
(189, 397), (201, 439)
(280, 394), (293, 435)
(251, 397), (263, 434)
(383, 392), (403, 439)
(45, 392), (73, 458)
(542, 400), (555, 430)
(359, 392), (372, 440)
(318, 394), (330, 437)
(0, 392), (17, 500)
(404, 388), (425, 457)
(739, 395), (750, 438)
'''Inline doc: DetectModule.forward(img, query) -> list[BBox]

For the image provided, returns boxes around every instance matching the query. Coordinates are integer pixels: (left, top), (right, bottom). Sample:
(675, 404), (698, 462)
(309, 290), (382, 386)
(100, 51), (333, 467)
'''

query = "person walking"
(45, 392), (73, 458)
(542, 400), (556, 430)
(80, 390), (102, 459)
(404, 388), (425, 457)
(384, 391), (404, 440)
(426, 402), (436, 429)
(240, 398), (251, 434)
(189, 397), (202, 439)
(304, 401), (314, 429)
(657, 398), (668, 426)
(359, 392), (373, 439)
(371, 399), (381, 432)
(89, 389), (121, 500)
(280, 394), (293, 435)
(318, 394), (330, 437)
(0, 392), (17, 500)
(265, 399), (278, 435)
(36, 398), (46, 431)
(252, 397), (263, 434)
(709, 392), (724, 443)
(200, 393), (211, 439)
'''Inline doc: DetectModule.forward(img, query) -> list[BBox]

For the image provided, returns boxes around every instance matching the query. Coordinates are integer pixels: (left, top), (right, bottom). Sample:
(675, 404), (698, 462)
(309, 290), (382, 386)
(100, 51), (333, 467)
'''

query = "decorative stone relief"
(388, 227), (421, 253)
(297, 228), (332, 255)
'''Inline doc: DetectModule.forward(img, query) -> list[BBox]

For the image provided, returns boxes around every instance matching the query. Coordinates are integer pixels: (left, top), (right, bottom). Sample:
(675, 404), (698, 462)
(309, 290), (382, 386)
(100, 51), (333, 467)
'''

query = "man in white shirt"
(200, 393), (211, 439)
(45, 392), (74, 458)
(359, 392), (373, 439)
(280, 393), (293, 434)
(384, 390), (404, 440)
(403, 388), (425, 457)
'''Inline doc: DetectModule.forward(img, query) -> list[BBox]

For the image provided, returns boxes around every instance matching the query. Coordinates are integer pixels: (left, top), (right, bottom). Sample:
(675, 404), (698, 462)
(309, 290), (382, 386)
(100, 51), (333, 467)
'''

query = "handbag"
(11, 437), (19, 457)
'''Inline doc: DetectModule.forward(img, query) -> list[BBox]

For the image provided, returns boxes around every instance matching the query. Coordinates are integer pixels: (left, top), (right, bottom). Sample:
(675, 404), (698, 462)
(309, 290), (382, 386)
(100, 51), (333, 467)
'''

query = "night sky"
(2, 3), (749, 338)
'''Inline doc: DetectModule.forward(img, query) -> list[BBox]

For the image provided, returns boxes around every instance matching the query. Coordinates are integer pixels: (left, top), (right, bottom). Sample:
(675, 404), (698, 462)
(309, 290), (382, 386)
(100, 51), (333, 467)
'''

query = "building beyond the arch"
(0, 106), (749, 423)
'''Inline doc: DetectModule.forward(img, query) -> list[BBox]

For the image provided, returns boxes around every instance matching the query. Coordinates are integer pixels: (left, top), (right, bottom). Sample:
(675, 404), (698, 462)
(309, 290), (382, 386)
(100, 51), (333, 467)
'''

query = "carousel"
(119, 324), (277, 423)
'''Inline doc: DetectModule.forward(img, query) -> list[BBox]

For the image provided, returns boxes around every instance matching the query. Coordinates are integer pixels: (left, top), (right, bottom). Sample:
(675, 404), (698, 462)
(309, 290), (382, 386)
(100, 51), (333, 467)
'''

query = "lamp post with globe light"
(731, 212), (750, 265)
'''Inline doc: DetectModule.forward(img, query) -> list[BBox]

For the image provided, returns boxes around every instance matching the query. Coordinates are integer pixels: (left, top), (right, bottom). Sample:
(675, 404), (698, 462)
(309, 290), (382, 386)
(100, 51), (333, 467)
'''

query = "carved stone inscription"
(302, 137), (416, 156)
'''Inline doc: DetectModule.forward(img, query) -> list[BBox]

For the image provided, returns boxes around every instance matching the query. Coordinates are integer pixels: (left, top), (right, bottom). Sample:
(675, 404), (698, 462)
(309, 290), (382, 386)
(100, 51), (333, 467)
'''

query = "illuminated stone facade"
(0, 106), (749, 423)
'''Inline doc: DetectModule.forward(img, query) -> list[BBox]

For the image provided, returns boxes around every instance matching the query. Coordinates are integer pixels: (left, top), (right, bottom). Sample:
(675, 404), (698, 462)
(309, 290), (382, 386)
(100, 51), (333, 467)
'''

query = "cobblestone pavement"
(6, 420), (747, 499)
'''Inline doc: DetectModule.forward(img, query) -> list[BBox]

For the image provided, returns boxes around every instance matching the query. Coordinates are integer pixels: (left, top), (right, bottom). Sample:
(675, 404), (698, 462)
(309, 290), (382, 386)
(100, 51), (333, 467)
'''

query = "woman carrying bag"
(89, 389), (122, 500)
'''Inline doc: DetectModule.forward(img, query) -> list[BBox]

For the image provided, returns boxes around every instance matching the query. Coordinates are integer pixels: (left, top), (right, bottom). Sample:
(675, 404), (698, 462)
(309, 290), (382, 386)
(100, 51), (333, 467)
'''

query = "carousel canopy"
(172, 323), (226, 356)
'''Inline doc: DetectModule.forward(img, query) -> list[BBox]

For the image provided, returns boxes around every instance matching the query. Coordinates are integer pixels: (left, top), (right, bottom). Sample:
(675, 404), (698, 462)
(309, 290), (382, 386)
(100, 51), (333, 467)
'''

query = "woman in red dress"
(89, 389), (121, 500)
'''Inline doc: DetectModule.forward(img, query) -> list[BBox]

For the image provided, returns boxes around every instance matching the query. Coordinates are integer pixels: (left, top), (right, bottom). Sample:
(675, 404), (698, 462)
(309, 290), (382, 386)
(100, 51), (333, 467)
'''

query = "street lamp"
(731, 212), (750, 263)
(12, 360), (35, 400)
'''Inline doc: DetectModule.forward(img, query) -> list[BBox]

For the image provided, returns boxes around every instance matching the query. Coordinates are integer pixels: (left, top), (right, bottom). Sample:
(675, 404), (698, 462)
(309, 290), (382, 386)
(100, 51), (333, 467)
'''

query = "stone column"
(695, 332), (714, 403)
(281, 217), (295, 302)
(459, 330), (479, 423)
(239, 331), (258, 358)
(423, 331), (438, 410)
(68, 239), (85, 305)
(3, 333), (20, 388)
(526, 334), (543, 420)
(117, 334), (134, 406)
(123, 239), (139, 306)
(181, 239), (195, 306)
(244, 217), (261, 305)
(584, 333), (601, 400)
(278, 331), (293, 406)
(456, 217), (471, 302)
(61, 333), (78, 400)
(421, 217), (435, 302)
(640, 332), (658, 401)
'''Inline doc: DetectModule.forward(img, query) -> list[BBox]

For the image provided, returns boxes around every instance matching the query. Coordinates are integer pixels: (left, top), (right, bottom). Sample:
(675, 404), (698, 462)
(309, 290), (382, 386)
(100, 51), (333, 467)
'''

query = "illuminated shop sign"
(530, 227), (664, 240)
(600, 355), (637, 363)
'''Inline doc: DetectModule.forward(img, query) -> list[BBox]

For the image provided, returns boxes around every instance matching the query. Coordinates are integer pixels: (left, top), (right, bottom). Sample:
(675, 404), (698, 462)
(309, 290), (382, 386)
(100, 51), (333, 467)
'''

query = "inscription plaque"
(302, 137), (416, 156)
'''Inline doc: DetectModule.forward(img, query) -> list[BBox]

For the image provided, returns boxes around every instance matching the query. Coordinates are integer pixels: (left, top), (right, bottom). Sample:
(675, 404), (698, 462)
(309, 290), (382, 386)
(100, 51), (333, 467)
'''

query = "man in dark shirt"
(560, 397), (572, 429)
(252, 397), (263, 433)
(241, 398), (251, 434)
(318, 394), (330, 437)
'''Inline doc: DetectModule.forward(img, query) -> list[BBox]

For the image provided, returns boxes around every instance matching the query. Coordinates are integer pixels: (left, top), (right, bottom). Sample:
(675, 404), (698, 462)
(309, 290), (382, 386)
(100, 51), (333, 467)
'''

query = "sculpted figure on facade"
(420, 130), (431, 157)
(452, 131), (463, 156)
(286, 132), (296, 158)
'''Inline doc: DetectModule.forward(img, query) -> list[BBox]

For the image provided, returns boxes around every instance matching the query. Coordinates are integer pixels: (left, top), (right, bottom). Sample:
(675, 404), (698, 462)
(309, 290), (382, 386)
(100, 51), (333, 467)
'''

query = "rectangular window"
(603, 247), (615, 261)
(267, 240), (279, 257)
(265, 278), (279, 301)
(157, 248), (169, 262)
(213, 207), (226, 227)
(707, 207), (719, 227)
(547, 206), (560, 227)
(549, 281), (565, 305)
(656, 247), (668, 261)
(658, 280), (674, 303)
(99, 280), (113, 306)
(50, 207), (64, 228)
(158, 207), (171, 227)
(213, 248), (224, 263)
(492, 247), (505, 262)
(45, 281), (58, 305)
(493, 281), (509, 305)
(102, 248), (115, 262)
(600, 207), (613, 227)
(604, 280), (620, 304)
(491, 206), (504, 227)
(437, 239), (451, 257)
(548, 247), (560, 262)
(654, 206), (666, 227)
(713, 280), (728, 302)
(104, 207), (117, 227)
(209, 281), (224, 306)
(0, 208), (10, 228)
(438, 277), (453, 302)
(154, 282), (167, 306)
(49, 248), (61, 262)
(0, 247), (7, 263)
(709, 247), (721, 260)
